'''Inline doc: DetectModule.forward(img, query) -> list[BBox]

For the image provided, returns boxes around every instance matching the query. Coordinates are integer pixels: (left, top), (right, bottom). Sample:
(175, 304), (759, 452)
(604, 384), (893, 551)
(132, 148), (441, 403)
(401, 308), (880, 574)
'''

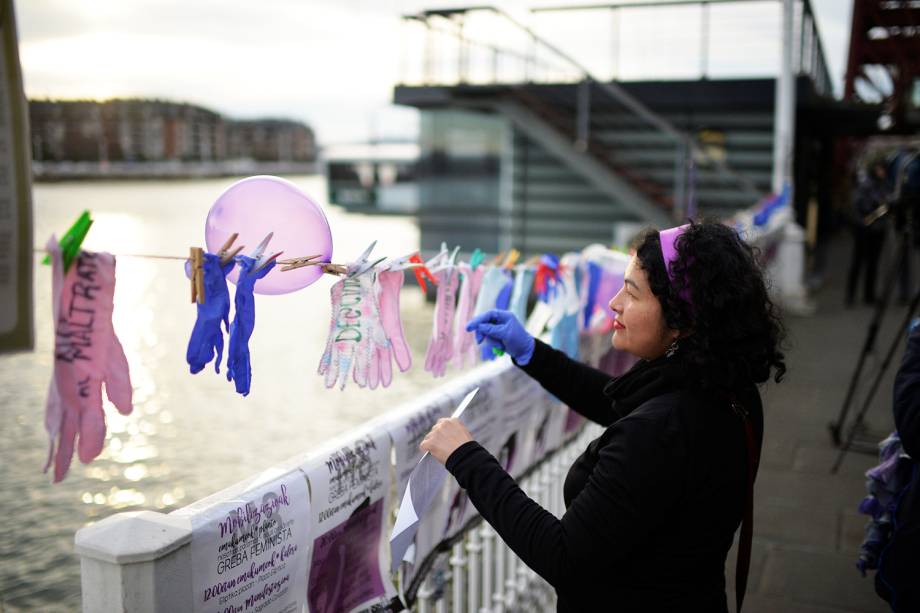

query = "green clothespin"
(470, 248), (484, 270)
(43, 210), (93, 273)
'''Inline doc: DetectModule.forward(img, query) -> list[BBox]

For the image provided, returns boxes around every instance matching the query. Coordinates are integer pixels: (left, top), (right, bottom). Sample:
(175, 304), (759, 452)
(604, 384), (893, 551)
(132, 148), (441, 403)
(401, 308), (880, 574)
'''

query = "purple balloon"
(205, 176), (333, 295)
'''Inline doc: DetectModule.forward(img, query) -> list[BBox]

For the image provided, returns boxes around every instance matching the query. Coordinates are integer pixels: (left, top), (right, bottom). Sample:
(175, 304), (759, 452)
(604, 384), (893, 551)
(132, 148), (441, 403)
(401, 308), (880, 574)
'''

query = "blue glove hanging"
(186, 253), (234, 374)
(494, 270), (514, 311)
(582, 261), (602, 331)
(226, 255), (275, 396)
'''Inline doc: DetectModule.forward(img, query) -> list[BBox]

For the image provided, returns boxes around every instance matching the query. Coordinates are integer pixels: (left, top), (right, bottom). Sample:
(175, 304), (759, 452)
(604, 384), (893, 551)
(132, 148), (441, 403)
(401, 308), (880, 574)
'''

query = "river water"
(0, 176), (453, 612)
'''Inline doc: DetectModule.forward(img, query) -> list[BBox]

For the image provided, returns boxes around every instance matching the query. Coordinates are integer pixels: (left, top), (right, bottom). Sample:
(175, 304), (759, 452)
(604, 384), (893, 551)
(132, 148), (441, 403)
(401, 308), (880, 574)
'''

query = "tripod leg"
(832, 284), (920, 472)
(829, 236), (907, 446)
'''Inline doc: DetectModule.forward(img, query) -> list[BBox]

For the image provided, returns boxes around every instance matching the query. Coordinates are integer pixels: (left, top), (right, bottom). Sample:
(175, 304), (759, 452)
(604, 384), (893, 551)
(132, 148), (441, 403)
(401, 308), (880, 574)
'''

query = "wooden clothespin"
(278, 254), (323, 272)
(321, 263), (348, 276)
(217, 233), (245, 265)
(524, 254), (540, 267)
(189, 247), (205, 305)
(254, 251), (283, 273)
(502, 248), (520, 270)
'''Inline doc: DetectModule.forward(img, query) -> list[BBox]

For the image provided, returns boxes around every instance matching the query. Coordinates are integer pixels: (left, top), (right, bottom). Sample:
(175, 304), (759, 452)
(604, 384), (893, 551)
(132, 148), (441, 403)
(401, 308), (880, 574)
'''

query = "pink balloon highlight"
(205, 176), (333, 295)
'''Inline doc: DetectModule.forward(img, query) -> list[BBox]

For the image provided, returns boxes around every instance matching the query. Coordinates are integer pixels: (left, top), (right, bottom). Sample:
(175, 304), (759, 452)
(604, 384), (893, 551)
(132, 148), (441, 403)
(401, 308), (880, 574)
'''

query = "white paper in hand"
(389, 387), (479, 573)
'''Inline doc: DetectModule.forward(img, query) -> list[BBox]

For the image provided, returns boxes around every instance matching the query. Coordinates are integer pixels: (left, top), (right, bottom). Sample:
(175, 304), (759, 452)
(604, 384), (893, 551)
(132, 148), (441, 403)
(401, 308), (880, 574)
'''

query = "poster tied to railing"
(179, 471), (310, 613)
(441, 363), (507, 540)
(385, 390), (454, 577)
(496, 368), (564, 477)
(302, 430), (397, 613)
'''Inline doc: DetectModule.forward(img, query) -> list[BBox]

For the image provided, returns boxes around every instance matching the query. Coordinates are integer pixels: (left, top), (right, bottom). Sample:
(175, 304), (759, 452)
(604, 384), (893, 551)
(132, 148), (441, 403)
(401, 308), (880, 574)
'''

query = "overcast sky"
(16, 0), (852, 146)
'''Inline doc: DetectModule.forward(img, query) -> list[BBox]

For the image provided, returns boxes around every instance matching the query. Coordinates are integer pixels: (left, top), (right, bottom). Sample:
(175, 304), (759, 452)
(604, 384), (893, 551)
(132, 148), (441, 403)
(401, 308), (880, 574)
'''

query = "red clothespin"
(408, 253), (438, 291)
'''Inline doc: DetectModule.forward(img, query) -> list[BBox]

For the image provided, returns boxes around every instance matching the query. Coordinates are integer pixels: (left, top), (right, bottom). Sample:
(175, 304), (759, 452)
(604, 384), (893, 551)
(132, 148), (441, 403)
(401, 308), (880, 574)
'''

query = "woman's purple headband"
(659, 224), (692, 306)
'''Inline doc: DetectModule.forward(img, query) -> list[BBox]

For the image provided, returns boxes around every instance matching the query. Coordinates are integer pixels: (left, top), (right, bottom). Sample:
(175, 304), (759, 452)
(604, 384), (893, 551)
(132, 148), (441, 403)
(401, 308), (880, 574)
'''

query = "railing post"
(700, 1), (710, 78)
(467, 528), (482, 613)
(610, 7), (620, 81)
(493, 537), (506, 613)
(505, 542), (517, 608)
(457, 15), (468, 84)
(673, 139), (687, 222)
(423, 19), (434, 85)
(74, 511), (192, 613)
(451, 541), (467, 612)
(418, 574), (435, 613)
(480, 523), (495, 613)
(492, 48), (499, 85)
(526, 32), (537, 83)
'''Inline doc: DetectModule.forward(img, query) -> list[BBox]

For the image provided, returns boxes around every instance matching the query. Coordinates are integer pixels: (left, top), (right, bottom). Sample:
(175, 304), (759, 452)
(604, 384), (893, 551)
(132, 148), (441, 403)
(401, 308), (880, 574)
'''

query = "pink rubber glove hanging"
(377, 268), (412, 373)
(43, 237), (133, 483)
(424, 265), (460, 377)
(453, 262), (485, 368)
(356, 269), (390, 390)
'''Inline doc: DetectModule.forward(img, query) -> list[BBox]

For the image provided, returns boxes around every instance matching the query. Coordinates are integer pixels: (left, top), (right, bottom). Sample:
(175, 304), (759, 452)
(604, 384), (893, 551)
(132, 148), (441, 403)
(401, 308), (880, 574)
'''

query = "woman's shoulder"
(624, 386), (762, 441)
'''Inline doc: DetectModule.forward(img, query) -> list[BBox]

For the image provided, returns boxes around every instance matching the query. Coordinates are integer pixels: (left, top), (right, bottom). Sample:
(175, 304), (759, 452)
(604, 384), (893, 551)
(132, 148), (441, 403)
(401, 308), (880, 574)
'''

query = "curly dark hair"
(634, 221), (786, 391)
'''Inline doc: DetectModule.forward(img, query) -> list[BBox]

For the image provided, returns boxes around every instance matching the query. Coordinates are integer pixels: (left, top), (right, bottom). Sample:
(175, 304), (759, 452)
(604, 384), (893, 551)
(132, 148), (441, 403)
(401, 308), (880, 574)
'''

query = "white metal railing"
(408, 425), (599, 613)
(75, 332), (612, 613)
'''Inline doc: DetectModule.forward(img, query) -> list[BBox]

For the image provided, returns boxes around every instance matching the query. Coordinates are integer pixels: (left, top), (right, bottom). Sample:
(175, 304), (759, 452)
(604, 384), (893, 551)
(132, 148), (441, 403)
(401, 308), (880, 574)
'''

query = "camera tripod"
(829, 229), (920, 473)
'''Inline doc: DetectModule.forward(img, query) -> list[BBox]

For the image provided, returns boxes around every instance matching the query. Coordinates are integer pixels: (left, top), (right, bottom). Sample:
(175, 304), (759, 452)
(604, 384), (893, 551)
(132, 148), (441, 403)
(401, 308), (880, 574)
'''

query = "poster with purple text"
(302, 430), (397, 613)
(179, 471), (310, 613)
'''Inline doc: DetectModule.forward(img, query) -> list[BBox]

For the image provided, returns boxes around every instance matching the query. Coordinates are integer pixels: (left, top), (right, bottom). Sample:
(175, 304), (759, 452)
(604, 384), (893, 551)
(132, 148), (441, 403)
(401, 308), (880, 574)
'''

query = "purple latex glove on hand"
(466, 309), (535, 365)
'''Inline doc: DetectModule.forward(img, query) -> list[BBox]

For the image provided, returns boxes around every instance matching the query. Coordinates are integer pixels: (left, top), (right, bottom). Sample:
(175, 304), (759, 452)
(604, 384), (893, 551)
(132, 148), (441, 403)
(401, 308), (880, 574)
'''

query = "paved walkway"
(727, 235), (915, 613)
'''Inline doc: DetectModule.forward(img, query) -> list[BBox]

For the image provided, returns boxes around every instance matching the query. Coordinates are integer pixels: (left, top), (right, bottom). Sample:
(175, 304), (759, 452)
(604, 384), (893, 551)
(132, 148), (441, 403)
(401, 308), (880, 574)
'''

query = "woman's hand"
(420, 418), (474, 464)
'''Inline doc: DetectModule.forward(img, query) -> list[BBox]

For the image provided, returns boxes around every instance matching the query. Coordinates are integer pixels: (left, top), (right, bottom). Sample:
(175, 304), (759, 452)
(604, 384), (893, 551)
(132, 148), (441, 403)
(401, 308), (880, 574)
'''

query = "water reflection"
(0, 176), (455, 612)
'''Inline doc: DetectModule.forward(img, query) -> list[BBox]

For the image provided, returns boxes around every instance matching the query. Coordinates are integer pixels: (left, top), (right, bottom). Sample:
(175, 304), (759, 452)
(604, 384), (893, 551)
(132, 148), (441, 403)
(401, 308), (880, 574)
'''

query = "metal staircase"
(397, 2), (834, 224)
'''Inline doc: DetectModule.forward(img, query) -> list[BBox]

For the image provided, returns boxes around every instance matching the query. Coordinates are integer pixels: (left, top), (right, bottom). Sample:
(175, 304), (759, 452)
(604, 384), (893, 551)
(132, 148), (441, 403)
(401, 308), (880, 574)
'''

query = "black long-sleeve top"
(446, 339), (764, 612)
(876, 330), (920, 611)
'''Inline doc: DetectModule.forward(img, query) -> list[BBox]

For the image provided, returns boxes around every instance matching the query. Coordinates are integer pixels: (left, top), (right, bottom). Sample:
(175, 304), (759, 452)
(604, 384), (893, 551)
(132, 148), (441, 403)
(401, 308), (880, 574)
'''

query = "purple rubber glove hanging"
(226, 255), (275, 396)
(186, 253), (234, 374)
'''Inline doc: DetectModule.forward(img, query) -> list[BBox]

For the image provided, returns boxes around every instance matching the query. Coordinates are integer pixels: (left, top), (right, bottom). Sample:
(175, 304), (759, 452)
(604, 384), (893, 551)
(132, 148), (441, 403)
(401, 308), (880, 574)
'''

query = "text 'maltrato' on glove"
(186, 253), (234, 374)
(44, 237), (134, 483)
(226, 255), (275, 396)
(466, 309), (535, 365)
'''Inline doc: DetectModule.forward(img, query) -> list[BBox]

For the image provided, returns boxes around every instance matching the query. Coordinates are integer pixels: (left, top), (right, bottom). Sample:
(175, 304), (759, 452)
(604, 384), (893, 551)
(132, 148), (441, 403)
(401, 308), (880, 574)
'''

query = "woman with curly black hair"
(421, 221), (785, 612)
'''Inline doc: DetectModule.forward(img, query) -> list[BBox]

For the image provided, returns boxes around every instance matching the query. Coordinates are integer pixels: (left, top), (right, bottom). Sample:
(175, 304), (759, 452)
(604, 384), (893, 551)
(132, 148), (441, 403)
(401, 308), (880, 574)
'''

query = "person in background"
(846, 158), (889, 307)
(888, 149), (920, 303)
(875, 320), (920, 611)
(422, 221), (785, 612)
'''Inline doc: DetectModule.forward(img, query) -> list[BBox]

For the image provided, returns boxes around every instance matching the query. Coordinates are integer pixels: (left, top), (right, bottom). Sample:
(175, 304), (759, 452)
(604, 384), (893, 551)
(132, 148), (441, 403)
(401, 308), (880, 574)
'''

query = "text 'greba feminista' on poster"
(178, 471), (310, 613)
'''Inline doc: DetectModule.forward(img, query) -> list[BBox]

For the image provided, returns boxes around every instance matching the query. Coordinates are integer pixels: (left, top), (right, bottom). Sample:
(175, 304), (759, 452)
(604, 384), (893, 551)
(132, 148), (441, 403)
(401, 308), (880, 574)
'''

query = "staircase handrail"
(406, 5), (761, 199)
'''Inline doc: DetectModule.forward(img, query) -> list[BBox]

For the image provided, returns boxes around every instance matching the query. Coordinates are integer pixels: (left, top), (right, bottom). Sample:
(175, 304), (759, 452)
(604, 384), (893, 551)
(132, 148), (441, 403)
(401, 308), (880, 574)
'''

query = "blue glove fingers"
(466, 310), (499, 332)
(475, 322), (508, 340)
(480, 337), (504, 361)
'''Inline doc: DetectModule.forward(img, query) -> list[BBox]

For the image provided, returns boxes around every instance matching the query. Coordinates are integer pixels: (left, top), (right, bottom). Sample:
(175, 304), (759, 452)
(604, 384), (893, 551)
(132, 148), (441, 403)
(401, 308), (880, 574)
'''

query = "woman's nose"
(608, 289), (623, 313)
